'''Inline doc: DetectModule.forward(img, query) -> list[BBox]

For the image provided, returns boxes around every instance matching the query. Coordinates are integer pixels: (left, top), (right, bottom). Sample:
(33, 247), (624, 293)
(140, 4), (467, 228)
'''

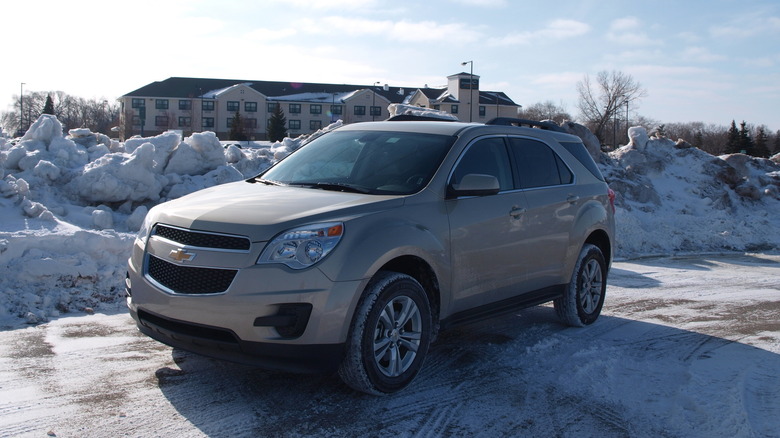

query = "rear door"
(508, 137), (578, 289)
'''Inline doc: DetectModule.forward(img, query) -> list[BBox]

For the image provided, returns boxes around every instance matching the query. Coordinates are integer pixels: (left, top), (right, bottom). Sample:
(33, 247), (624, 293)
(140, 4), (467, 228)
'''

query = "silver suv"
(127, 118), (615, 395)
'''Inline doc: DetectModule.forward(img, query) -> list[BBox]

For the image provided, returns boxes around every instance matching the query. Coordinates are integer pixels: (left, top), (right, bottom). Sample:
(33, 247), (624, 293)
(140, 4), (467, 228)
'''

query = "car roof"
(335, 120), (582, 143)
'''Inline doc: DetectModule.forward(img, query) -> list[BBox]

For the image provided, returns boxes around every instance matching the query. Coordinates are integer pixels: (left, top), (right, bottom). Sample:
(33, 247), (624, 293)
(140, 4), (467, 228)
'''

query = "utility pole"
(20, 82), (25, 134)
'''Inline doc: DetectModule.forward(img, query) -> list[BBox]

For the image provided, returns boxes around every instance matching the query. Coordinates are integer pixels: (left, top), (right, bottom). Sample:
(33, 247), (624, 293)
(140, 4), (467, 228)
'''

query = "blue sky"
(3, 0), (779, 131)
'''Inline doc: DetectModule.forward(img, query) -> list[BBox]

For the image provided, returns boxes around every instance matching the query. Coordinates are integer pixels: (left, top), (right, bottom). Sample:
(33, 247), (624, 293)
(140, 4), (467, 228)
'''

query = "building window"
(202, 117), (214, 128)
(202, 100), (215, 111)
(178, 100), (192, 110)
(354, 106), (366, 116)
(245, 102), (257, 112)
(227, 101), (240, 112)
(331, 105), (343, 115)
(155, 99), (169, 110)
(132, 116), (141, 126)
(451, 105), (458, 114)
(479, 106), (486, 117)
(433, 105), (440, 111)
(289, 104), (301, 114)
(289, 120), (301, 130)
(370, 106), (381, 116)
(244, 118), (258, 129)
(310, 104), (322, 115)
(227, 118), (236, 127)
(268, 102), (277, 112)
(178, 117), (191, 127)
(155, 116), (169, 127)
(131, 98), (145, 108)
(310, 120), (322, 130)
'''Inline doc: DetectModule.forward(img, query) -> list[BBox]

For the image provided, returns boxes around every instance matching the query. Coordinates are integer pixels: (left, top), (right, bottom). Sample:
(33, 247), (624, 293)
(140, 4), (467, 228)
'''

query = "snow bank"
(1, 116), (779, 325)
(594, 126), (780, 258)
(0, 116), (342, 325)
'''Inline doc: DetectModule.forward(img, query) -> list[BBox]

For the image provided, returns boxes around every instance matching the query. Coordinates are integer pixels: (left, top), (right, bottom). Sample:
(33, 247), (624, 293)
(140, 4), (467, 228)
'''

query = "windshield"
(259, 130), (455, 195)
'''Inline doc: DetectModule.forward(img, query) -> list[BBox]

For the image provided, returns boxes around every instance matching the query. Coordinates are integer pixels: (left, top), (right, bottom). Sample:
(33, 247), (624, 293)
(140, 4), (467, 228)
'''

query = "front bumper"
(129, 306), (344, 373)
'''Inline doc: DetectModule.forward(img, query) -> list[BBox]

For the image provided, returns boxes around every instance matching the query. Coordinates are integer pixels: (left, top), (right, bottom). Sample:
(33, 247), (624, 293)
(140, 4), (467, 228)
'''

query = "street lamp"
(372, 81), (381, 121)
(461, 60), (473, 122)
(622, 94), (630, 145)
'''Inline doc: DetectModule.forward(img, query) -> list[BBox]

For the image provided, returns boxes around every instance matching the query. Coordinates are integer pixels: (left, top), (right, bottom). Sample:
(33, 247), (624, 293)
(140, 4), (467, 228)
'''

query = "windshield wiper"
(252, 177), (282, 186)
(290, 182), (372, 194)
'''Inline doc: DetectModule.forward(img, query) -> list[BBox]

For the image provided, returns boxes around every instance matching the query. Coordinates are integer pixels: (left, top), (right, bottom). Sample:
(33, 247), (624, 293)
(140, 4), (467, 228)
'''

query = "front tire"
(339, 271), (432, 395)
(554, 244), (607, 327)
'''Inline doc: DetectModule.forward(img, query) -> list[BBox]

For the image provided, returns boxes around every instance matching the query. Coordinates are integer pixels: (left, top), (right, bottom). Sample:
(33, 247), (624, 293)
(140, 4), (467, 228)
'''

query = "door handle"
(567, 195), (580, 204)
(510, 206), (526, 219)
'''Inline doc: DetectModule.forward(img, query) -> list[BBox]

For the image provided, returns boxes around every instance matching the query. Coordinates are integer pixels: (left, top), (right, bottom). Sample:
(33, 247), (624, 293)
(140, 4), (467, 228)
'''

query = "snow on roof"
(201, 82), (254, 98)
(269, 90), (359, 103)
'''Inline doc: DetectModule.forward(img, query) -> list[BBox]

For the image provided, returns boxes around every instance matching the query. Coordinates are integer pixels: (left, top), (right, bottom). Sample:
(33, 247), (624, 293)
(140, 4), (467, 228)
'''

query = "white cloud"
(606, 16), (662, 47)
(710, 13), (780, 38)
(300, 16), (482, 44)
(488, 19), (590, 46)
(451, 0), (508, 6)
(245, 27), (298, 41)
(610, 16), (641, 32)
(680, 47), (727, 63)
(268, 0), (380, 10)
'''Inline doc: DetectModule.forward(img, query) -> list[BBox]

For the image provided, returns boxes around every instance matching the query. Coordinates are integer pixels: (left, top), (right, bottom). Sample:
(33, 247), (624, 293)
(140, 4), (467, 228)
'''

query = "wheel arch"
(376, 255), (442, 339)
(584, 228), (612, 267)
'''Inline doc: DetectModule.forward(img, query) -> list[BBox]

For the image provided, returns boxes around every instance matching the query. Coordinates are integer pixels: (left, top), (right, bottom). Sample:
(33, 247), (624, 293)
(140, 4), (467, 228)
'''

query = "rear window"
(559, 141), (605, 181)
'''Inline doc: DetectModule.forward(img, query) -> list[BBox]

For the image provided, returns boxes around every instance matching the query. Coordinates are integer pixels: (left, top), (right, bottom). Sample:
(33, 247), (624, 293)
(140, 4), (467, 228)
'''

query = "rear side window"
(559, 141), (605, 181)
(509, 138), (573, 189)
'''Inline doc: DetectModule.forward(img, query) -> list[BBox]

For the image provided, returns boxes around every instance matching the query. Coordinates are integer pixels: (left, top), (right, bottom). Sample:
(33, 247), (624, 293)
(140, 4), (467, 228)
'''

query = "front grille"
(154, 225), (251, 251)
(148, 255), (237, 294)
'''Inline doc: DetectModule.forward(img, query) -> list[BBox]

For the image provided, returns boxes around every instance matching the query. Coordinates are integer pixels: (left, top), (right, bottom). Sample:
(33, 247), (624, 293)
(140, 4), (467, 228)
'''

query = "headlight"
(257, 222), (344, 269)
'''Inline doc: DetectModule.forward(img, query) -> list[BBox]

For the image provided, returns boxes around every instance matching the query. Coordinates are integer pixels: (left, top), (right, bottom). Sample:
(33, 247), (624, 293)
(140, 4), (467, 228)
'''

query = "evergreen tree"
(266, 103), (287, 142)
(738, 121), (753, 155)
(693, 130), (703, 149)
(753, 126), (770, 158)
(725, 120), (740, 154)
(42, 94), (55, 115)
(229, 111), (247, 141)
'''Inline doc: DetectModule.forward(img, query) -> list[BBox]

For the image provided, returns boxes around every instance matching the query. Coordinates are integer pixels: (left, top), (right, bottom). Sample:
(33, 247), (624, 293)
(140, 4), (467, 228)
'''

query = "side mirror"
(447, 173), (500, 198)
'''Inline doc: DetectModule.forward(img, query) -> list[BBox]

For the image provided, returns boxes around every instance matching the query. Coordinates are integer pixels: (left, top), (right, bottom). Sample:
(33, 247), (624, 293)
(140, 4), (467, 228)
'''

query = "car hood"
(150, 180), (405, 241)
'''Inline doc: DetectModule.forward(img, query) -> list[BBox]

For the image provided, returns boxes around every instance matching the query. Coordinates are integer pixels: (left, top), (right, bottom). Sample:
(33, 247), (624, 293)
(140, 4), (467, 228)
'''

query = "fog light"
(253, 303), (313, 338)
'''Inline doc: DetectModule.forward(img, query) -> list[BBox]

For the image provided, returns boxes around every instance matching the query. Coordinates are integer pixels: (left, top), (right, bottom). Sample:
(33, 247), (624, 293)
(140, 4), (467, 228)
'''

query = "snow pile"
(0, 115), (340, 325)
(594, 126), (780, 257)
(1, 115), (779, 325)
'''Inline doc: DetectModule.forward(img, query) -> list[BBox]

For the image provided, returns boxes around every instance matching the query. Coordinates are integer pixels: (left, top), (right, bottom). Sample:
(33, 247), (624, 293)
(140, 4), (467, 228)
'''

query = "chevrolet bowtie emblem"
(169, 248), (196, 262)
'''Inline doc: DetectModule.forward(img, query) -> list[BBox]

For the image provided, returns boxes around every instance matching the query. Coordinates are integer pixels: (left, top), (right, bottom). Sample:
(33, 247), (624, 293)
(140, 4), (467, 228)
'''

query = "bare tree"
(576, 70), (647, 146)
(522, 100), (572, 124)
(1, 90), (119, 136)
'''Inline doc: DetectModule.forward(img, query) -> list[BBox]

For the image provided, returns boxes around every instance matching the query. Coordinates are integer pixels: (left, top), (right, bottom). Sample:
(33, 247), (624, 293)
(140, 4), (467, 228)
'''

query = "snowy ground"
(1, 253), (778, 437)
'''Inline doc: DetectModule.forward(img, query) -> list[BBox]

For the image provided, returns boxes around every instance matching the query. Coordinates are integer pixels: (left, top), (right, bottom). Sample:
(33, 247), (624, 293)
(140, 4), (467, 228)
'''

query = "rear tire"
(554, 244), (607, 327)
(338, 271), (432, 395)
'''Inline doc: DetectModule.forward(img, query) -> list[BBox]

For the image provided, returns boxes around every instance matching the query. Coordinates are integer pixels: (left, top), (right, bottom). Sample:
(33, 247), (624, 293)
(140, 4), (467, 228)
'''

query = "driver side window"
(450, 137), (513, 191)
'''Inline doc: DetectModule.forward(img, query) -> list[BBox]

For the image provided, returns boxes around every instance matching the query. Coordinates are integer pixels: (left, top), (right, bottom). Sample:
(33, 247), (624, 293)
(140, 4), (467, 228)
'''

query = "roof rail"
(386, 114), (457, 122)
(485, 117), (566, 132)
